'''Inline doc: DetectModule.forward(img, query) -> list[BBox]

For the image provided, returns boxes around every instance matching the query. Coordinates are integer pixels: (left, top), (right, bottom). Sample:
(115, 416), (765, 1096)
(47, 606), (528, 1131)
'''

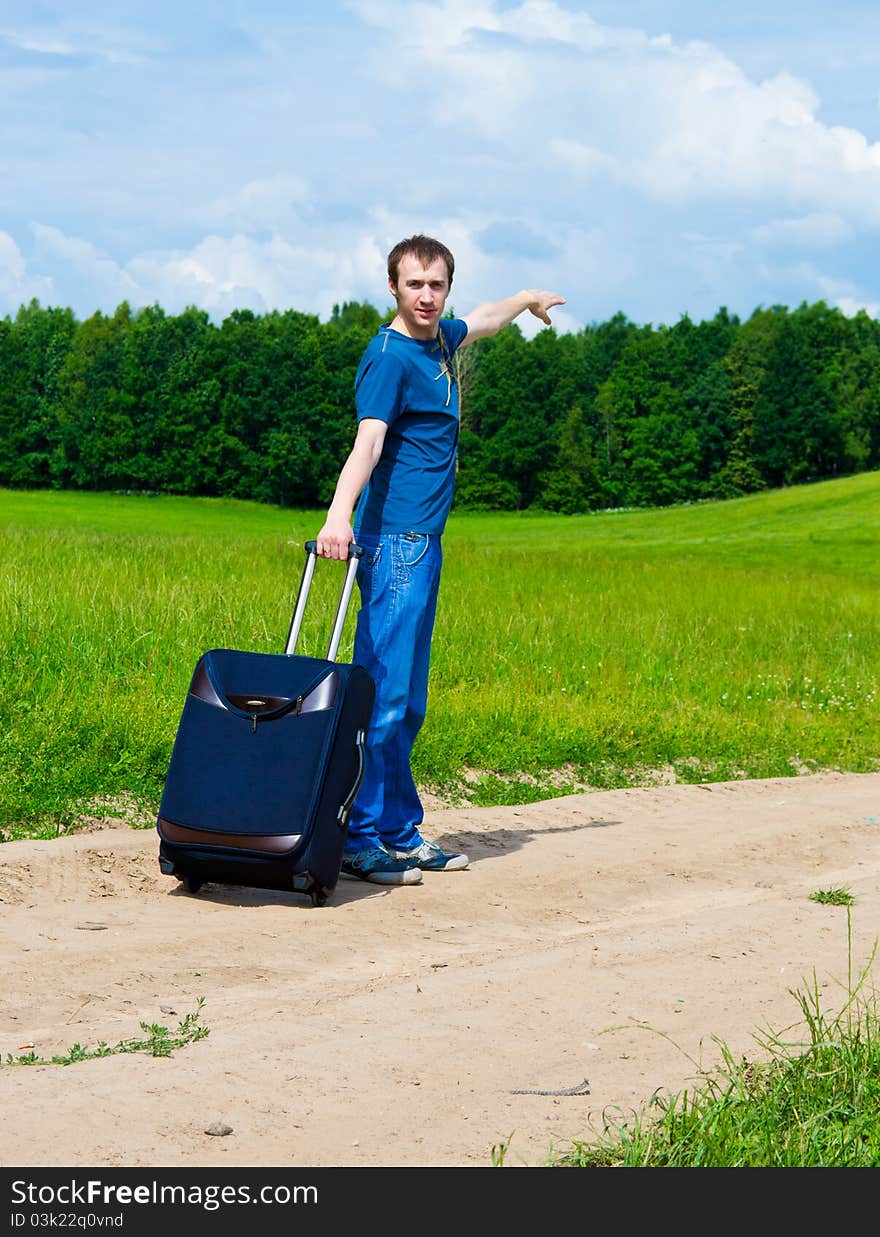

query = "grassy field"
(1, 472), (878, 838)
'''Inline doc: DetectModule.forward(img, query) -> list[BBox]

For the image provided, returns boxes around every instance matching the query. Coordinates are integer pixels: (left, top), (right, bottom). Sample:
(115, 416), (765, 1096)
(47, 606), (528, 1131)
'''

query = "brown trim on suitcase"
(157, 818), (303, 854)
(190, 661), (340, 714)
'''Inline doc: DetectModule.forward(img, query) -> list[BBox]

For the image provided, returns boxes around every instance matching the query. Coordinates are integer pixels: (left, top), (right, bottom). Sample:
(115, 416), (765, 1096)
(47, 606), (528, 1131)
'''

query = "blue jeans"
(347, 532), (443, 852)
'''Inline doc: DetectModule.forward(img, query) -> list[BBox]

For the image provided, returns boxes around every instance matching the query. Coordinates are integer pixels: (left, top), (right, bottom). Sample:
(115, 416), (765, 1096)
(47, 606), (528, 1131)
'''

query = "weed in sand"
(809, 887), (856, 907)
(2, 999), (208, 1067)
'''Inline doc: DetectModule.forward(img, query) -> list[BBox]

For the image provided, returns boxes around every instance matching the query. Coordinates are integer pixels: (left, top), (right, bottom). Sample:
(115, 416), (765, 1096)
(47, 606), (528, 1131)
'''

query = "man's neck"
(388, 314), (438, 341)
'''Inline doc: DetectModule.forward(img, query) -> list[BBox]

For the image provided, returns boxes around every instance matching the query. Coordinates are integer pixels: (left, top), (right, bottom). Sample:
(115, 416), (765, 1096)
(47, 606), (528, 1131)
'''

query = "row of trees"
(1, 297), (879, 512)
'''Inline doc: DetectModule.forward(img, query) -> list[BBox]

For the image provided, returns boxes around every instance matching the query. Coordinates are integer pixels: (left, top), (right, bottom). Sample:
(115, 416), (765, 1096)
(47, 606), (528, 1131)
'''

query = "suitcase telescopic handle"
(285, 542), (364, 661)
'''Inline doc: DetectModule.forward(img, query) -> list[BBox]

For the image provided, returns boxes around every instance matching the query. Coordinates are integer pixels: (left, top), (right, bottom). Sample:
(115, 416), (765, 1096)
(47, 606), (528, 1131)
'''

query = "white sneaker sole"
(339, 869), (423, 885)
(431, 855), (469, 871)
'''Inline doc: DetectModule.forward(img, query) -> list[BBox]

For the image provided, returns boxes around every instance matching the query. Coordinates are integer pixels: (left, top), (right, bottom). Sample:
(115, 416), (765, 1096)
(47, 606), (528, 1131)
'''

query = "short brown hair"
(387, 235), (454, 288)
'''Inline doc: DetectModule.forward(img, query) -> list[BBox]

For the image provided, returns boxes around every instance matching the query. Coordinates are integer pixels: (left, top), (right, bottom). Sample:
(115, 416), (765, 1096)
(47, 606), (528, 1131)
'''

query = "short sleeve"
(440, 317), (468, 355)
(355, 350), (407, 424)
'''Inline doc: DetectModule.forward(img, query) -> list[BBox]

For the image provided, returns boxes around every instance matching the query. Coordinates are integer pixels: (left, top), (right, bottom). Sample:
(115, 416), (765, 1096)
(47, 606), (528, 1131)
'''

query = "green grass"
(0, 471), (878, 834)
(547, 915), (880, 1167)
(809, 887), (856, 907)
(1, 999), (208, 1067)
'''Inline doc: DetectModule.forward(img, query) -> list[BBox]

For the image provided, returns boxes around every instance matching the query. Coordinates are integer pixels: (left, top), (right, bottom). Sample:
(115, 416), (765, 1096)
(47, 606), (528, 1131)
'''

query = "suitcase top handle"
(286, 542), (364, 661)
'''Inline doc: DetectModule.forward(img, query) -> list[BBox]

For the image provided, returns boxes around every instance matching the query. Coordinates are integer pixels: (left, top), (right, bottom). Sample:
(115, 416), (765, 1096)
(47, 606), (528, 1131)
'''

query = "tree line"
(1, 296), (878, 512)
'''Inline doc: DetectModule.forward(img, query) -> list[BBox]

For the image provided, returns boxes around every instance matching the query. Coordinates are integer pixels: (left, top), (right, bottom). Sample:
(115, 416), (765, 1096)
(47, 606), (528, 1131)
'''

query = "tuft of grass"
(809, 887), (856, 907)
(548, 916), (880, 1167)
(2, 998), (208, 1067)
(490, 1134), (516, 1168)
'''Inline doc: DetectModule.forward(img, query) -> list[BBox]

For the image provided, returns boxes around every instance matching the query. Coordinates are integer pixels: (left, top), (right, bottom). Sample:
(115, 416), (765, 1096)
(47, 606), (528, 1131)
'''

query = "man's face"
(389, 254), (450, 338)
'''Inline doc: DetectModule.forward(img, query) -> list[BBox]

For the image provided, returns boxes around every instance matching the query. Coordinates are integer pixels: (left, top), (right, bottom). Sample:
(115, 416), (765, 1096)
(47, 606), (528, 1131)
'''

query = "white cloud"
(0, 231), (28, 282)
(358, 3), (534, 138)
(31, 224), (139, 299)
(835, 297), (880, 319)
(752, 213), (851, 247)
(0, 18), (159, 64)
(2, 213), (489, 323)
(7, 36), (79, 55)
(353, 0), (650, 54)
(0, 230), (55, 311)
(18, 224), (389, 321)
(31, 223), (134, 282)
(200, 176), (313, 233)
(817, 274), (880, 320)
(355, 0), (880, 226)
(548, 139), (619, 181)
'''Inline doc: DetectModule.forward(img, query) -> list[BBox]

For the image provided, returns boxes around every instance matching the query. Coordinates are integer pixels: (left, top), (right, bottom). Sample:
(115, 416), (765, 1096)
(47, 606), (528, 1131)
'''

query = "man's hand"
(316, 514), (354, 561)
(527, 290), (566, 325)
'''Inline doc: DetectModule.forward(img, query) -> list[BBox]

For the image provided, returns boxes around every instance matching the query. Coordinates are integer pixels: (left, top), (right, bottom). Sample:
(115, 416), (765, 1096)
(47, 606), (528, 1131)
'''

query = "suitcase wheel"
(179, 875), (203, 895)
(293, 872), (328, 907)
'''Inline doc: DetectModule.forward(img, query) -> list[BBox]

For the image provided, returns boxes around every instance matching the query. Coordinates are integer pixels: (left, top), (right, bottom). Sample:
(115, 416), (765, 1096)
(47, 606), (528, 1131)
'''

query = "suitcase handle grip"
(304, 540), (364, 559)
(285, 542), (363, 660)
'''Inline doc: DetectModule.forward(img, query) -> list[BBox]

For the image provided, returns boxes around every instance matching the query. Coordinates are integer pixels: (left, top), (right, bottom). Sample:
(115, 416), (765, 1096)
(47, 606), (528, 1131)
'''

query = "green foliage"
(2, 298), (878, 512)
(453, 464), (520, 511)
(535, 404), (604, 513)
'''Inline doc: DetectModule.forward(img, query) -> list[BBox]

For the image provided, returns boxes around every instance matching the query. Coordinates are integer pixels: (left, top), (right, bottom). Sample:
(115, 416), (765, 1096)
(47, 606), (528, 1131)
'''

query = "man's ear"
(388, 278), (399, 301)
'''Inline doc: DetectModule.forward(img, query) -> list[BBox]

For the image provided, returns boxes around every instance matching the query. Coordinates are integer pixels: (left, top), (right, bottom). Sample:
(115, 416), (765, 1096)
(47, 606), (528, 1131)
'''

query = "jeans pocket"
(397, 533), (430, 568)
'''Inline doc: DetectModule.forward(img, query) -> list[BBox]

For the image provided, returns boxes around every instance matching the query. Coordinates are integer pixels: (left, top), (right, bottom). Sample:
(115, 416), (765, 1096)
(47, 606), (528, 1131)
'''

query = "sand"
(1, 771), (878, 1169)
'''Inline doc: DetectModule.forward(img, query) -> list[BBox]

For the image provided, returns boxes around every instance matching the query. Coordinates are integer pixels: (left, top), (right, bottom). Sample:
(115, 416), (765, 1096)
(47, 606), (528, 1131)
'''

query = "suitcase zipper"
(251, 695), (303, 733)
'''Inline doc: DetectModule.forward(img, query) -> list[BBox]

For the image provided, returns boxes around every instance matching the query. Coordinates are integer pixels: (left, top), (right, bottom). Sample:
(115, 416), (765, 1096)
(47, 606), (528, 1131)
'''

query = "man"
(316, 235), (564, 884)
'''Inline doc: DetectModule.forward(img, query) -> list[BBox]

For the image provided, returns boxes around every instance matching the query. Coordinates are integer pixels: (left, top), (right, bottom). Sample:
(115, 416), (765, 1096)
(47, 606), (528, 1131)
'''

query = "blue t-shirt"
(353, 317), (469, 535)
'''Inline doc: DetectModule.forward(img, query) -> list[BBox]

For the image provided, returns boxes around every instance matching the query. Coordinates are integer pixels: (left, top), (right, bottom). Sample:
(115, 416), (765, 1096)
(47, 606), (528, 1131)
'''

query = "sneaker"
(391, 839), (469, 872)
(339, 845), (423, 885)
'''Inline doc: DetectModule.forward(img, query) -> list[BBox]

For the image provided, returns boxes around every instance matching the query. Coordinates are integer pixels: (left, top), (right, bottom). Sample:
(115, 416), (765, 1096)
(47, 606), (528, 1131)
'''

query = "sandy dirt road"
(1, 771), (878, 1169)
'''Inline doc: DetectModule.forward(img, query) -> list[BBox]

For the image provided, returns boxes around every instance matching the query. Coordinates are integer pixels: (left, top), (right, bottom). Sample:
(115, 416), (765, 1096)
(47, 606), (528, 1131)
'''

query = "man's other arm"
(461, 289), (565, 345)
(315, 417), (388, 560)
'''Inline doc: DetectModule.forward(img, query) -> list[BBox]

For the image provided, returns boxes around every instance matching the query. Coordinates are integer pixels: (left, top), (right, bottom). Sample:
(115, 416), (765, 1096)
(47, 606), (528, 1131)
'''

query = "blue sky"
(3, 0), (880, 333)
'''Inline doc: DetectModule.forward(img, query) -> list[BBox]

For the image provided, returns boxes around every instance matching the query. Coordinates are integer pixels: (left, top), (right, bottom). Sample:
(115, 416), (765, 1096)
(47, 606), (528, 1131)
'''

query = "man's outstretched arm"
(461, 289), (565, 345)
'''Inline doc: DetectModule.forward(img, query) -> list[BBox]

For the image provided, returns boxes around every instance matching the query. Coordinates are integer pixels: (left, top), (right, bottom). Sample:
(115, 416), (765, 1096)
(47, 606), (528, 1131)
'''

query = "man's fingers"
(530, 293), (564, 325)
(315, 528), (353, 560)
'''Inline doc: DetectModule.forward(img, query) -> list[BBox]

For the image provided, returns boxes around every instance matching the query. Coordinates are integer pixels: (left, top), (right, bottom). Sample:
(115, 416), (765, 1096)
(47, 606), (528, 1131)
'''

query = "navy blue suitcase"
(157, 542), (374, 906)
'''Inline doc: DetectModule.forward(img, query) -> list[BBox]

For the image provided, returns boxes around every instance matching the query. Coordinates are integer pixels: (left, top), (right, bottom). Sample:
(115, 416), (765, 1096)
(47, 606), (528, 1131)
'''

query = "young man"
(316, 235), (564, 884)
